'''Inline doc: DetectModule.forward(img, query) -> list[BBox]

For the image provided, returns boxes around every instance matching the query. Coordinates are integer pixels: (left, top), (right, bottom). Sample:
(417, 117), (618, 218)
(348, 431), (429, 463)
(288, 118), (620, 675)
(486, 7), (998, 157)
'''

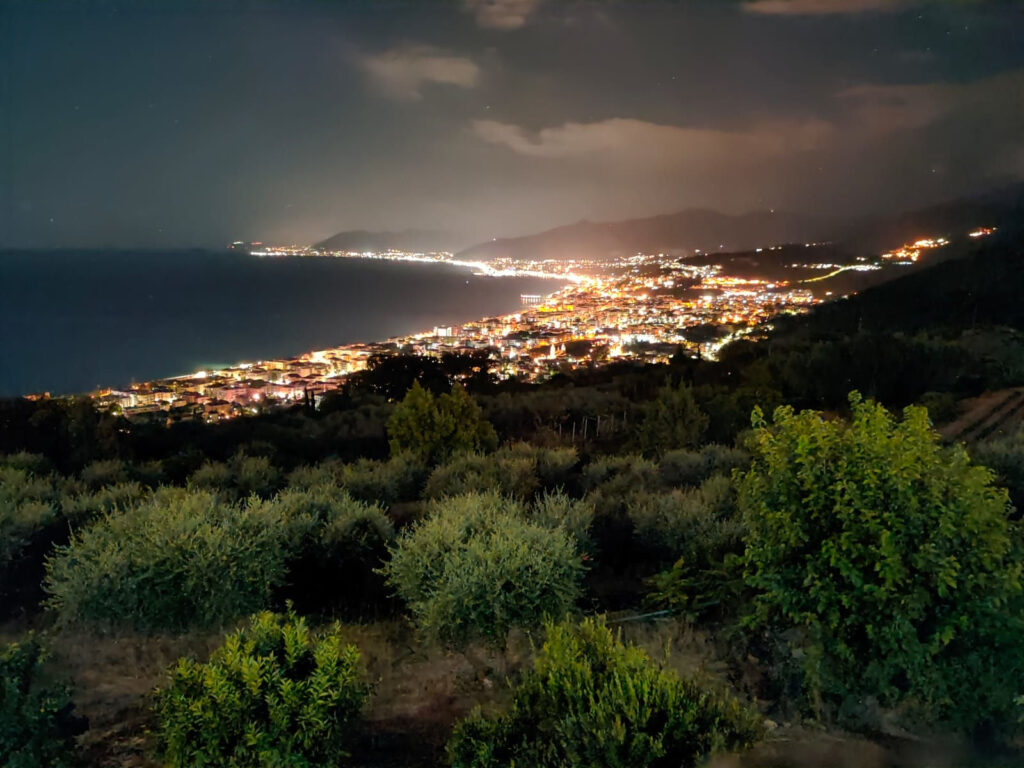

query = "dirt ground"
(4, 615), (1017, 768)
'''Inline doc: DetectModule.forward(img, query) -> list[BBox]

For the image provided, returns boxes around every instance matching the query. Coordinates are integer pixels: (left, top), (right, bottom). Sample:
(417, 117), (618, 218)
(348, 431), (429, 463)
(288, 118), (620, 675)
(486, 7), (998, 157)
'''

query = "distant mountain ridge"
(456, 209), (832, 262)
(314, 229), (457, 253)
(314, 182), (1024, 263)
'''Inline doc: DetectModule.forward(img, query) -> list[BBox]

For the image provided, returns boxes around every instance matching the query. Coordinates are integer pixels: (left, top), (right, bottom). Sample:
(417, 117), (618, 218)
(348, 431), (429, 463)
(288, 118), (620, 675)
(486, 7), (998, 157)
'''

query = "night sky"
(2, 0), (1023, 249)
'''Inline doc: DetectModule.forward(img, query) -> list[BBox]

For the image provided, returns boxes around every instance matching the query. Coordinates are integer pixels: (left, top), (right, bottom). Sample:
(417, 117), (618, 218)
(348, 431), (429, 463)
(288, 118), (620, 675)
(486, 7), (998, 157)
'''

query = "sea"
(0, 250), (563, 397)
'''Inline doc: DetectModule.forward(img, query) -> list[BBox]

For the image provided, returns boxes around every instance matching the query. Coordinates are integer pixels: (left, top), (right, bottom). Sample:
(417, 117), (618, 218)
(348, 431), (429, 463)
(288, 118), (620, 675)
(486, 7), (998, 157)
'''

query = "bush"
(232, 454), (281, 499)
(260, 486), (395, 616)
(58, 481), (147, 527)
(636, 379), (709, 455)
(79, 459), (129, 490)
(340, 452), (427, 504)
(424, 454), (538, 501)
(658, 444), (748, 488)
(628, 475), (739, 562)
(499, 443), (579, 491)
(1, 467), (61, 616)
(1, 635), (84, 768)
(447, 616), (761, 768)
(187, 460), (233, 494)
(45, 488), (291, 631)
(287, 461), (343, 491)
(156, 610), (367, 767)
(0, 452), (51, 475)
(1, 466), (59, 564)
(382, 492), (584, 647)
(531, 489), (594, 552)
(739, 393), (1024, 730)
(973, 427), (1024, 516)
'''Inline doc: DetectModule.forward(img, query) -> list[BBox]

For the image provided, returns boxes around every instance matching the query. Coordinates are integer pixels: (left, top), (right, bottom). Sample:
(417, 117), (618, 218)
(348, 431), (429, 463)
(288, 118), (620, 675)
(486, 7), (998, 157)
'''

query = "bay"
(0, 250), (561, 396)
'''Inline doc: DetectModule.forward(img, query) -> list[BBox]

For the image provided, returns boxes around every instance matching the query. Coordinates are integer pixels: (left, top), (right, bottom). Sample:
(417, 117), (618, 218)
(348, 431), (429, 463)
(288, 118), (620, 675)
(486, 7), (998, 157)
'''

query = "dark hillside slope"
(775, 226), (1024, 339)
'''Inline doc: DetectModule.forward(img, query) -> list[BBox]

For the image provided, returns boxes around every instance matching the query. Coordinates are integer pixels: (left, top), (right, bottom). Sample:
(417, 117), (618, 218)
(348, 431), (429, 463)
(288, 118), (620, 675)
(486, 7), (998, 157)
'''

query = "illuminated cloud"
(471, 117), (833, 166)
(462, 0), (544, 29)
(837, 68), (1024, 135)
(359, 45), (480, 100)
(745, 0), (910, 15)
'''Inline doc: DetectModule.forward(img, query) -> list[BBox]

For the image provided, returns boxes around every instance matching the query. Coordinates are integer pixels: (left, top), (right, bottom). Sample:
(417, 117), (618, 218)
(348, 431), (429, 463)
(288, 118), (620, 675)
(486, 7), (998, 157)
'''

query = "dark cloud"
(745, 0), (914, 15)
(2, 0), (1023, 248)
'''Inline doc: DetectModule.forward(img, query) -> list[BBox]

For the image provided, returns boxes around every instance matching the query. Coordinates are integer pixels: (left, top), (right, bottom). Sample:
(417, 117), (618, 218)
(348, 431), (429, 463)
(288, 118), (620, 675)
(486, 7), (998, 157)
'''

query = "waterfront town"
(85, 228), (994, 424)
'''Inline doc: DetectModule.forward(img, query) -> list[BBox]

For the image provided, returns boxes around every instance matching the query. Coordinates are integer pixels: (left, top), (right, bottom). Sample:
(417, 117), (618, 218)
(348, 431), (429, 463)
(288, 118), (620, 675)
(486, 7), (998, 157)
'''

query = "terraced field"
(941, 387), (1024, 444)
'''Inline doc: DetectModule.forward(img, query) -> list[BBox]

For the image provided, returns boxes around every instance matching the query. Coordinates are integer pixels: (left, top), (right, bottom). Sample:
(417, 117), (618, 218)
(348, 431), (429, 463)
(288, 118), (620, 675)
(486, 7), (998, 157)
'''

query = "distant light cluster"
(88, 227), (996, 424)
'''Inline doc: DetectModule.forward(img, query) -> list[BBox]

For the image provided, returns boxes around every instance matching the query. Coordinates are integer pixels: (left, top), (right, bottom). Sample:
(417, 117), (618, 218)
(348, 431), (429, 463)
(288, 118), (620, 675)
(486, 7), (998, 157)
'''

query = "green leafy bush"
(382, 491), (584, 647)
(156, 610), (367, 767)
(45, 488), (291, 631)
(739, 393), (1024, 730)
(1, 635), (84, 768)
(447, 616), (761, 768)
(387, 382), (498, 463)
(424, 454), (538, 501)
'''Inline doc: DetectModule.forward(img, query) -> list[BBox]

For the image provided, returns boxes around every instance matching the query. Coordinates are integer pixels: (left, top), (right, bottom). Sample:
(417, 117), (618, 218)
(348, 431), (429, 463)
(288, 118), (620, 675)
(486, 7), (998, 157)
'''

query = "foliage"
(340, 452), (427, 504)
(79, 459), (129, 490)
(382, 492), (584, 647)
(231, 454), (282, 499)
(424, 453), (539, 501)
(45, 488), (291, 631)
(1, 635), (84, 768)
(739, 393), (1024, 730)
(628, 475), (739, 561)
(260, 486), (395, 616)
(499, 443), (578, 491)
(531, 489), (594, 551)
(972, 427), (1024, 516)
(636, 379), (709, 456)
(658, 444), (748, 489)
(387, 382), (498, 463)
(156, 610), (367, 767)
(1, 466), (59, 564)
(447, 616), (762, 768)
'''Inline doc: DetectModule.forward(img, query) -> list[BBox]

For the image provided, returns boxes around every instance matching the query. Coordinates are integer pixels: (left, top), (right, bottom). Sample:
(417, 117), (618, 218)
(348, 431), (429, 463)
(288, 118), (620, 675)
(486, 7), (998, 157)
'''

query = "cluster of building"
(96, 226), (997, 424)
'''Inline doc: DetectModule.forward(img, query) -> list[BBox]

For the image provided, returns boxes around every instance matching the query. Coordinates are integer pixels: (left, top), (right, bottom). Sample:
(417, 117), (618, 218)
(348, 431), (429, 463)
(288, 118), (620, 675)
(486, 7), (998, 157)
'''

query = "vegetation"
(4, 236), (1024, 763)
(636, 379), (708, 455)
(45, 488), (292, 631)
(382, 492), (585, 647)
(156, 610), (367, 767)
(739, 393), (1024, 730)
(447, 616), (762, 768)
(387, 382), (498, 462)
(1, 635), (84, 768)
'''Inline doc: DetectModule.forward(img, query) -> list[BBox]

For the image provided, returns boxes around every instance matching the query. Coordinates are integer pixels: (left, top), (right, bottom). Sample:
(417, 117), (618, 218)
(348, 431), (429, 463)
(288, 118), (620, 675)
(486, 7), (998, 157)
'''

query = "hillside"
(313, 228), (458, 253)
(775, 223), (1024, 338)
(455, 183), (1024, 263)
(457, 209), (830, 262)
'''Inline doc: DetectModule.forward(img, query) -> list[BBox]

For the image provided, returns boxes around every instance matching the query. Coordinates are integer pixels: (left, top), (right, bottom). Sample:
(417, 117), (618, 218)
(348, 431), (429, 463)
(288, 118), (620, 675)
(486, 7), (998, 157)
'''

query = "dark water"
(0, 251), (560, 396)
